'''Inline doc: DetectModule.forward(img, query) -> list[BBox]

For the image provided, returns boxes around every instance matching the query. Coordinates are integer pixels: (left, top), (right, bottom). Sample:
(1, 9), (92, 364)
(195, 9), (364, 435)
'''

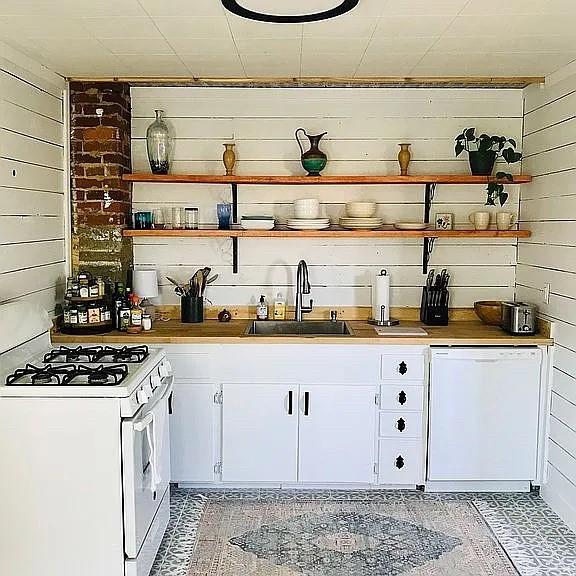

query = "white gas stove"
(0, 301), (173, 576)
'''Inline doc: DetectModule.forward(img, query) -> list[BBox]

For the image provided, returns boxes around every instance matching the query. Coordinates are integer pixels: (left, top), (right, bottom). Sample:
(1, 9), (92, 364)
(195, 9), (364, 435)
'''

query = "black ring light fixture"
(221, 0), (360, 23)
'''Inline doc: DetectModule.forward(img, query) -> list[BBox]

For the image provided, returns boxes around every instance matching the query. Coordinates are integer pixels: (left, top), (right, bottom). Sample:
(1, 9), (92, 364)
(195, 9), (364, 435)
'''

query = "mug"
(496, 212), (517, 230)
(468, 211), (491, 230)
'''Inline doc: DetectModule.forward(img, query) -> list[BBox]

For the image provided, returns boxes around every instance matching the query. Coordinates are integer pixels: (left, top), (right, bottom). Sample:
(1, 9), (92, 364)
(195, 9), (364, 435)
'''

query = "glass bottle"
(146, 110), (172, 175)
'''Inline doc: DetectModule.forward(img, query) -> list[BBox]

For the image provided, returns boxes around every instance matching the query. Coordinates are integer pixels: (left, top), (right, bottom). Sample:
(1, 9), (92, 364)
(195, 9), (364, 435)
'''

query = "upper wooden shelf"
(123, 174), (532, 185)
(123, 226), (531, 239)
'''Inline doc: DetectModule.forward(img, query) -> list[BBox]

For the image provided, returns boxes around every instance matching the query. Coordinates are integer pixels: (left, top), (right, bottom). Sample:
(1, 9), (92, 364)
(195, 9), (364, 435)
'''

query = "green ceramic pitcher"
(295, 128), (328, 176)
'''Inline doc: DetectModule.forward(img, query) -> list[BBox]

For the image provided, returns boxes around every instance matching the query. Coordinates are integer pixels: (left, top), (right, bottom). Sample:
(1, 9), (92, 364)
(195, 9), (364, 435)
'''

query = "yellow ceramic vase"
(398, 143), (411, 176)
(223, 143), (236, 176)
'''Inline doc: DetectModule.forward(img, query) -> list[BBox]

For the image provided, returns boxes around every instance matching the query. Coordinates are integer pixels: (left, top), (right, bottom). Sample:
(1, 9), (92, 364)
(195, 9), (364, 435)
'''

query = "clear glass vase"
(146, 110), (172, 174)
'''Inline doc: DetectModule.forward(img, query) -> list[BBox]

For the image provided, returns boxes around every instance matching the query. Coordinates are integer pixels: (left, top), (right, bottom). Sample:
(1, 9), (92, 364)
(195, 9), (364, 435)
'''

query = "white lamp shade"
(133, 269), (159, 299)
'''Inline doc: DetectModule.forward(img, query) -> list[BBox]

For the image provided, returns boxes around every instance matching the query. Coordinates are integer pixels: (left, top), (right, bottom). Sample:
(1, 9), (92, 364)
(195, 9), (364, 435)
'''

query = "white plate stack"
(339, 202), (383, 230)
(288, 198), (331, 230)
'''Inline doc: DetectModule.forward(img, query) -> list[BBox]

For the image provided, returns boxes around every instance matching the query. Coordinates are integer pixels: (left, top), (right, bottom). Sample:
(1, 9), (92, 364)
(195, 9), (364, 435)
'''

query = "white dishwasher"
(428, 347), (542, 483)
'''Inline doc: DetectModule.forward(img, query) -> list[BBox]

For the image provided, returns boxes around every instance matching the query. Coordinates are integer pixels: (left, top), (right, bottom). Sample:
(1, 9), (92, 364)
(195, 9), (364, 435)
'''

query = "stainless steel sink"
(244, 320), (354, 337)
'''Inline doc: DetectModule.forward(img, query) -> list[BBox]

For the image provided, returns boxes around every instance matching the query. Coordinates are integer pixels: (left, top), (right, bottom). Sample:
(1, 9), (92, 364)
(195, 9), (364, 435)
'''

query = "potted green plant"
(455, 127), (522, 206)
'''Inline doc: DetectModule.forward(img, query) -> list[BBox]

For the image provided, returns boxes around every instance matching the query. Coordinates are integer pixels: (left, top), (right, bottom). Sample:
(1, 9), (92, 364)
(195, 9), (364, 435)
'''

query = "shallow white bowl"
(241, 218), (275, 230)
(346, 202), (377, 218)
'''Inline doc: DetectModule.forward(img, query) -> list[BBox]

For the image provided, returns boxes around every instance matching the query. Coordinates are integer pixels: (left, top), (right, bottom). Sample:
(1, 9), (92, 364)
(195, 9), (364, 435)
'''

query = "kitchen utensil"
(469, 211), (491, 230)
(294, 198), (320, 219)
(393, 222), (429, 230)
(206, 274), (218, 285)
(420, 269), (449, 326)
(345, 202), (376, 218)
(166, 276), (187, 296)
(474, 301), (503, 326)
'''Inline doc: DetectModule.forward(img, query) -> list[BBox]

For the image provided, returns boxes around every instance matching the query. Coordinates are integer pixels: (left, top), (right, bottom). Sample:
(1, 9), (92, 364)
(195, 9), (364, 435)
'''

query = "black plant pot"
(468, 150), (496, 176)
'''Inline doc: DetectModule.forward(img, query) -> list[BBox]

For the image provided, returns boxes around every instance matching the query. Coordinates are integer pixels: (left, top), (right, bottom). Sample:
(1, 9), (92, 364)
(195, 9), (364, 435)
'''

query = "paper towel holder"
(368, 270), (399, 326)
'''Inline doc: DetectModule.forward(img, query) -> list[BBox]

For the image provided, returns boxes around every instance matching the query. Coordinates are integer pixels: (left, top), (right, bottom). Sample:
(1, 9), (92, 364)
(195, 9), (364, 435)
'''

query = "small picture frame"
(435, 213), (454, 230)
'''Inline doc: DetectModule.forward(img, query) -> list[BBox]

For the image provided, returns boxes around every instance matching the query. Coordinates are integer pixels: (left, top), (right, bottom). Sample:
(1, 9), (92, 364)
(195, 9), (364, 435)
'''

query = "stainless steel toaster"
(501, 302), (537, 335)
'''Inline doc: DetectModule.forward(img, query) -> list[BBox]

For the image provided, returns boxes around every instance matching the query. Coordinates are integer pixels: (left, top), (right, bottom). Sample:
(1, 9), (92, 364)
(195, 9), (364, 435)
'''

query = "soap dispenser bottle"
(256, 295), (268, 320)
(274, 292), (286, 320)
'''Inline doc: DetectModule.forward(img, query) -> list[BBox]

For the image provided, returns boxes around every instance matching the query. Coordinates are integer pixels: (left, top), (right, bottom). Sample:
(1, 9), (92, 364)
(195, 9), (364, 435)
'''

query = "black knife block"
(420, 287), (449, 326)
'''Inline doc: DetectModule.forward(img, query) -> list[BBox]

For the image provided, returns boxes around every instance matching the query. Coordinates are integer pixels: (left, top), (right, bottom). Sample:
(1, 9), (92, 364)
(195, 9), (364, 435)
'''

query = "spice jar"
(142, 313), (152, 331)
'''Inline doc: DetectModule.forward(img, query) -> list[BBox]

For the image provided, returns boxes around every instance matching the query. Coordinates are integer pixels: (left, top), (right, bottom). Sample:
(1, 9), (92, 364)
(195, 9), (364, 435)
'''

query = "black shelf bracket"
(424, 182), (437, 224)
(232, 237), (239, 274)
(231, 183), (238, 223)
(422, 236), (437, 274)
(231, 183), (239, 274)
(422, 183), (438, 274)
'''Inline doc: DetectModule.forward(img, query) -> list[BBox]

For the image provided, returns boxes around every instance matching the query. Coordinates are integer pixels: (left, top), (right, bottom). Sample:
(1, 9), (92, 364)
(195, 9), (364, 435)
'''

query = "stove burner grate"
(5, 363), (129, 386)
(43, 345), (149, 364)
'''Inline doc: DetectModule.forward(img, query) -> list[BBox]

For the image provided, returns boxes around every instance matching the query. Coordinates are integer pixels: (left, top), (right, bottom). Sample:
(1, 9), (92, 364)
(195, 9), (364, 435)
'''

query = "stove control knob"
(150, 373), (161, 389)
(136, 389), (149, 405)
(143, 382), (153, 397)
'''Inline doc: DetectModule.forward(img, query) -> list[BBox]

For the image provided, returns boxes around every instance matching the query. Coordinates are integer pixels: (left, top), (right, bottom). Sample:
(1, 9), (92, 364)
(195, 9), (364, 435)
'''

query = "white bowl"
(294, 198), (320, 219)
(346, 202), (376, 218)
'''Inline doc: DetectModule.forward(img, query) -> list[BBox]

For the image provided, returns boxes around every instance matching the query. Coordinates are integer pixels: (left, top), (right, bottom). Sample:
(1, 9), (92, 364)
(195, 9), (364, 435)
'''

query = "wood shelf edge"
(123, 228), (531, 239)
(122, 173), (533, 185)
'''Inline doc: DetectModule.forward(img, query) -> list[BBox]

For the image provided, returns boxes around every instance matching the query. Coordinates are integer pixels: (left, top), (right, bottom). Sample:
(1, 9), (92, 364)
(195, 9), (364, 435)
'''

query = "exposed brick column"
(70, 82), (133, 281)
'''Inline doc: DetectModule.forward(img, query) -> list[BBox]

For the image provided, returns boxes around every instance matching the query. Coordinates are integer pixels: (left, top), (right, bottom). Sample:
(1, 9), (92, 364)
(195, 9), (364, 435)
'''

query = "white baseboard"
(542, 467), (576, 532)
(425, 480), (532, 493)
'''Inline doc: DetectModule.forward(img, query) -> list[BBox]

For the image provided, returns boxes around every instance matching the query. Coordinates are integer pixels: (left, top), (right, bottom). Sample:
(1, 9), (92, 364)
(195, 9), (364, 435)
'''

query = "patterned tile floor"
(151, 487), (576, 576)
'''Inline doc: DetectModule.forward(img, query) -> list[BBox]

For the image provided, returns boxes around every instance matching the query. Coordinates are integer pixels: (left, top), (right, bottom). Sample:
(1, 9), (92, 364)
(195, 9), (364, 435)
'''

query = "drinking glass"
(172, 207), (185, 229)
(217, 203), (232, 230)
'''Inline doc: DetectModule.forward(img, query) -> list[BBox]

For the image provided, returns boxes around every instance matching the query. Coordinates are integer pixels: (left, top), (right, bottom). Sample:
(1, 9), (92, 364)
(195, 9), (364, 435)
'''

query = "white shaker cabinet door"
(221, 384), (298, 483)
(170, 382), (217, 483)
(298, 385), (376, 484)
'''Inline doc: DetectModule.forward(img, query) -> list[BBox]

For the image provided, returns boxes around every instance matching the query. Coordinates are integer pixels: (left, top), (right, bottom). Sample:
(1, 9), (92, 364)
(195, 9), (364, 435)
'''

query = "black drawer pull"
(398, 361), (408, 375)
(398, 391), (407, 405)
(304, 391), (310, 416)
(287, 391), (293, 415)
(396, 418), (406, 432)
(395, 456), (405, 469)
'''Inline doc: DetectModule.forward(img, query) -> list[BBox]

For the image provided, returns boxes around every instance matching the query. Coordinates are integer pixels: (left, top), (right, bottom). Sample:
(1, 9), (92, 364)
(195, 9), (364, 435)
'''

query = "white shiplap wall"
(520, 75), (576, 530)
(131, 87), (523, 308)
(0, 49), (66, 316)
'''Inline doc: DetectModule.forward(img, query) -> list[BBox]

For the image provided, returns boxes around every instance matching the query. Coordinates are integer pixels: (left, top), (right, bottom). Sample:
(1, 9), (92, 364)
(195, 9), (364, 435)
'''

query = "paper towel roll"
(371, 270), (390, 323)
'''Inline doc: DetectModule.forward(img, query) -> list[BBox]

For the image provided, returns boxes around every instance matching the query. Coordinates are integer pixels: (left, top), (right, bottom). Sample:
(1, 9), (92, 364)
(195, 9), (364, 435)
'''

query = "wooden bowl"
(474, 301), (503, 326)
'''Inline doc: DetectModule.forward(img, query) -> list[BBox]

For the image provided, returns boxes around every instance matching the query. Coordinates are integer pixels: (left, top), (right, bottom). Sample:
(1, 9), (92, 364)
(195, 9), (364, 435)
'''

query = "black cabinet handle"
(398, 390), (407, 405)
(396, 418), (406, 432)
(288, 391), (293, 415)
(304, 392), (310, 416)
(168, 392), (174, 415)
(395, 456), (405, 469)
(398, 361), (408, 375)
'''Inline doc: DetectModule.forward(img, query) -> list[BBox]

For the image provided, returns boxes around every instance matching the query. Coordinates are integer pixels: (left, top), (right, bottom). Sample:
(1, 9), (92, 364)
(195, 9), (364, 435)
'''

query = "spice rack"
(60, 272), (115, 335)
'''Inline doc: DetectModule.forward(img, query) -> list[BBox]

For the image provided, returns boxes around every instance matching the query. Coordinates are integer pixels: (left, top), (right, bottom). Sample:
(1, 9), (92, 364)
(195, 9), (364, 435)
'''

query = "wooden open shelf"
(123, 173), (532, 185)
(123, 226), (531, 239)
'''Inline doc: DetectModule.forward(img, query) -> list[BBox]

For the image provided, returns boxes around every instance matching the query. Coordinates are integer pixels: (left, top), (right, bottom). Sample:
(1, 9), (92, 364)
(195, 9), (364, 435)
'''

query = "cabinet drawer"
(166, 354), (212, 381)
(380, 384), (424, 412)
(381, 355), (425, 381)
(379, 411), (423, 438)
(378, 439), (423, 485)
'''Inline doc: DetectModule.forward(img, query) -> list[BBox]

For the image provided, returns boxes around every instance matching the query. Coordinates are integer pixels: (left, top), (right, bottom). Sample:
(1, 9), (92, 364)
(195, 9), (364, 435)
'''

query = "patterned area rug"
(188, 499), (519, 575)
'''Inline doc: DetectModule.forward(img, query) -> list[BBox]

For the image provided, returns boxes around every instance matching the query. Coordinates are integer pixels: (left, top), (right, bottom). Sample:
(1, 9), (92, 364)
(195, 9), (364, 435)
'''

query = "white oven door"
(122, 376), (173, 559)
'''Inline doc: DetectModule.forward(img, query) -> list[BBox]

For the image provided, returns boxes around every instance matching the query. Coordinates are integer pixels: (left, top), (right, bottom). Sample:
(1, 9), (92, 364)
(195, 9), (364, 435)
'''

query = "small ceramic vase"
(223, 143), (236, 176)
(398, 143), (411, 176)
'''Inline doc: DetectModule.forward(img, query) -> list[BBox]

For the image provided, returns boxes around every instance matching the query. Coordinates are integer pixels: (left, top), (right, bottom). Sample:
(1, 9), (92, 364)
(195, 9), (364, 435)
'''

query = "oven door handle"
(132, 375), (174, 431)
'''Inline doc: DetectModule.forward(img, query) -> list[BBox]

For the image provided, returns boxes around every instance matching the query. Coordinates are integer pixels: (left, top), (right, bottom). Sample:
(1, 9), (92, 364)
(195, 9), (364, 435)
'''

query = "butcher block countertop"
(52, 320), (553, 346)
